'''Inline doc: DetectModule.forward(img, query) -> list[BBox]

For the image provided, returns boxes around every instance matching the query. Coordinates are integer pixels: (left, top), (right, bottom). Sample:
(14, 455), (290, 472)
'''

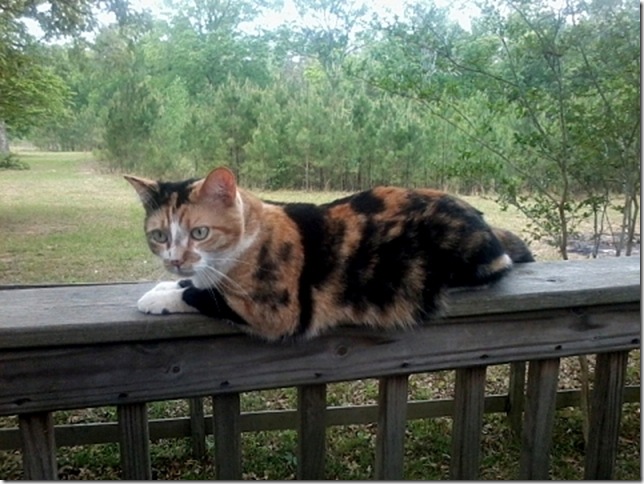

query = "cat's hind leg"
(447, 252), (513, 288)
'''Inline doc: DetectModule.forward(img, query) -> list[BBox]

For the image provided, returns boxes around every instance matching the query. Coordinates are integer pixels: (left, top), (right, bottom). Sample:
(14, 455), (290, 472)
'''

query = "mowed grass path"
(0, 152), (154, 284)
(0, 152), (639, 479)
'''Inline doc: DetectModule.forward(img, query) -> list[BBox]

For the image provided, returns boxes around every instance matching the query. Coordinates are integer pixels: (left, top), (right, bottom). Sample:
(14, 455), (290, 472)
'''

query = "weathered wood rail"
(0, 257), (640, 480)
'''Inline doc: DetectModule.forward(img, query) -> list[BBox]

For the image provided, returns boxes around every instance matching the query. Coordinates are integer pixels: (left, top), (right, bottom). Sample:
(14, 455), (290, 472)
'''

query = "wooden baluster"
(518, 358), (560, 480)
(507, 361), (527, 439)
(450, 366), (487, 479)
(584, 351), (629, 480)
(117, 403), (152, 480)
(212, 393), (241, 480)
(297, 384), (327, 479)
(188, 397), (207, 459)
(19, 411), (58, 480)
(375, 375), (409, 480)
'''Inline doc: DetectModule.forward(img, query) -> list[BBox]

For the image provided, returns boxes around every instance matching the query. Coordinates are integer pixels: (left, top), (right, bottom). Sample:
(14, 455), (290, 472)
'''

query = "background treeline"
(2, 0), (640, 258)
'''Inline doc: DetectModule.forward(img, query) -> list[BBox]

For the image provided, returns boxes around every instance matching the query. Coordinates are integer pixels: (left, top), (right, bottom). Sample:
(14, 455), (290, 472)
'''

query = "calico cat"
(126, 166), (533, 341)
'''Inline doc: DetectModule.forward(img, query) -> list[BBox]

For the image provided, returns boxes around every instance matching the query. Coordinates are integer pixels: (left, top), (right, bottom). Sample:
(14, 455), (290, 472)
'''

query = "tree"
(362, 0), (639, 259)
(288, 0), (369, 89)
(0, 0), (131, 153)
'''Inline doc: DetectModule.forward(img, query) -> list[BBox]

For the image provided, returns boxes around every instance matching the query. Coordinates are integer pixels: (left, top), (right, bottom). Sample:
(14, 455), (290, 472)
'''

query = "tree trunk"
(0, 121), (9, 154)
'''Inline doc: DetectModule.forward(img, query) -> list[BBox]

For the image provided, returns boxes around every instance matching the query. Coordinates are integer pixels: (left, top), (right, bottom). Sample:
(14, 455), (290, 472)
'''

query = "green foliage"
(0, 152), (29, 170)
(0, 45), (71, 137)
(103, 77), (160, 173)
(0, 1), (131, 142)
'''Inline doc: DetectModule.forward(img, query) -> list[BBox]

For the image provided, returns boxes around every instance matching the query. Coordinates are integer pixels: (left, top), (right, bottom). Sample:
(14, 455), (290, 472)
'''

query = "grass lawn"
(0, 152), (639, 479)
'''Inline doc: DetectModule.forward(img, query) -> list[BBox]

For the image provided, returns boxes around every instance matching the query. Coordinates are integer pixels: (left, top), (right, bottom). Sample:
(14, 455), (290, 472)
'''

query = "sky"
(23, 0), (479, 41)
(132, 0), (479, 33)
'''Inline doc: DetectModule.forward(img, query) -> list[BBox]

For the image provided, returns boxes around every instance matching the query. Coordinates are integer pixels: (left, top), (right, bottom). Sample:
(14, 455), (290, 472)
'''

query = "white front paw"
(137, 281), (198, 315)
(148, 280), (182, 292)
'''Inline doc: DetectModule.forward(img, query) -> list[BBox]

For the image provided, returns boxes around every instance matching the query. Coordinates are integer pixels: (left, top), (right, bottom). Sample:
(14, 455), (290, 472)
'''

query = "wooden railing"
(0, 257), (640, 480)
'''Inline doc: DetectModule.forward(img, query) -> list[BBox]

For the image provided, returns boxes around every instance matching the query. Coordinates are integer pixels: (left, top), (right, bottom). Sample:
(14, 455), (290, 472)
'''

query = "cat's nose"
(169, 259), (183, 268)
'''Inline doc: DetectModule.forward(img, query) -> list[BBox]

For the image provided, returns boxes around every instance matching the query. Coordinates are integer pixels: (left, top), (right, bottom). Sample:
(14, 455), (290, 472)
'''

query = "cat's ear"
(199, 167), (237, 206)
(124, 175), (158, 205)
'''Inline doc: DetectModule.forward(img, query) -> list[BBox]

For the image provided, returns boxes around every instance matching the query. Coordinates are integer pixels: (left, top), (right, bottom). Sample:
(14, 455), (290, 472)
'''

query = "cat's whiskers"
(208, 256), (256, 270)
(198, 265), (251, 299)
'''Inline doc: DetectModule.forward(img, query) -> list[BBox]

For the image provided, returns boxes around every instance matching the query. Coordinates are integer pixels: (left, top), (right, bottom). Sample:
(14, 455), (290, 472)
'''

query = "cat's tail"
(492, 227), (535, 263)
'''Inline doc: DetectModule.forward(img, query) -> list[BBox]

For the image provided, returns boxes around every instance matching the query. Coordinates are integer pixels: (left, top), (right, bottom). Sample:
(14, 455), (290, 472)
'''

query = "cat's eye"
(148, 229), (168, 244)
(190, 226), (210, 240)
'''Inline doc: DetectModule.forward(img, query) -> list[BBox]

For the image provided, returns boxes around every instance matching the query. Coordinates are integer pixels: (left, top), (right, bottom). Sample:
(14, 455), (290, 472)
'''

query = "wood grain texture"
(297, 384), (327, 480)
(19, 412), (57, 480)
(507, 361), (526, 438)
(212, 393), (241, 480)
(0, 257), (639, 350)
(450, 366), (487, 480)
(117, 403), (151, 480)
(584, 351), (629, 479)
(519, 358), (561, 480)
(375, 375), (409, 480)
(188, 397), (206, 459)
(0, 304), (637, 416)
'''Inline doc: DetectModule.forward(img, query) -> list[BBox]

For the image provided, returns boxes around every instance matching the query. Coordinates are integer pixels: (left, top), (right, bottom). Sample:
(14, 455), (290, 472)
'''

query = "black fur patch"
(145, 179), (198, 212)
(421, 200), (509, 287)
(513, 251), (535, 264)
(254, 243), (279, 282)
(342, 218), (418, 312)
(278, 242), (293, 262)
(283, 203), (342, 335)
(405, 192), (429, 213)
(326, 190), (385, 215)
(250, 240), (291, 311)
(349, 190), (386, 214)
(181, 280), (248, 326)
(250, 288), (290, 311)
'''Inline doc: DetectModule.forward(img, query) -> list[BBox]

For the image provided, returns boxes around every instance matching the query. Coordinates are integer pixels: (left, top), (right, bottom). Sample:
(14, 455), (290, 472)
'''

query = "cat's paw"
(147, 280), (183, 292)
(137, 281), (199, 315)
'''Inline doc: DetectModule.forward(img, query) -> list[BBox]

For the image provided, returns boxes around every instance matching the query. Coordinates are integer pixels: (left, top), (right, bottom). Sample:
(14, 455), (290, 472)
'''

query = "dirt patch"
(567, 232), (641, 258)
(3, 219), (78, 237)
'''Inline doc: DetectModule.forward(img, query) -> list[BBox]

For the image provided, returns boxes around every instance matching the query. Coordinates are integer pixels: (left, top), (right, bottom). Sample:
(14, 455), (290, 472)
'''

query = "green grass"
(0, 152), (639, 479)
(0, 152), (156, 284)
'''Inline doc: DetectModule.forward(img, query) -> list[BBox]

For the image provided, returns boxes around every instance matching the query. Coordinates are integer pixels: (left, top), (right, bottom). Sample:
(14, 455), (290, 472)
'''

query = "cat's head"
(125, 167), (251, 285)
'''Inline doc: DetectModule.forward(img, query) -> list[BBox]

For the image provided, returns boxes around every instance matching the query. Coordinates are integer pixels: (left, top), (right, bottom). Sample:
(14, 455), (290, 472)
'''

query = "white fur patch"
(490, 253), (513, 272)
(137, 281), (199, 315)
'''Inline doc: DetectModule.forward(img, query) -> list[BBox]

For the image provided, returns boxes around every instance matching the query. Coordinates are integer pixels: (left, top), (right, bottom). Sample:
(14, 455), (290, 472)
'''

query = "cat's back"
(274, 186), (513, 336)
(281, 185), (506, 270)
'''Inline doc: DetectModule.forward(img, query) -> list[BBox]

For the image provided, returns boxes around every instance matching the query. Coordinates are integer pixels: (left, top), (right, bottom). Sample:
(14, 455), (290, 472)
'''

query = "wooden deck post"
(450, 366), (487, 479)
(518, 358), (560, 480)
(507, 361), (526, 439)
(188, 397), (207, 459)
(375, 375), (409, 480)
(212, 393), (241, 480)
(297, 384), (327, 479)
(584, 351), (629, 480)
(117, 403), (152, 480)
(19, 411), (57, 480)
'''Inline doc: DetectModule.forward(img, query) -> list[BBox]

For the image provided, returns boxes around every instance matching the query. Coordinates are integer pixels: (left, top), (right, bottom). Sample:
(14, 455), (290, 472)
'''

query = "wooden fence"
(0, 256), (640, 480)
